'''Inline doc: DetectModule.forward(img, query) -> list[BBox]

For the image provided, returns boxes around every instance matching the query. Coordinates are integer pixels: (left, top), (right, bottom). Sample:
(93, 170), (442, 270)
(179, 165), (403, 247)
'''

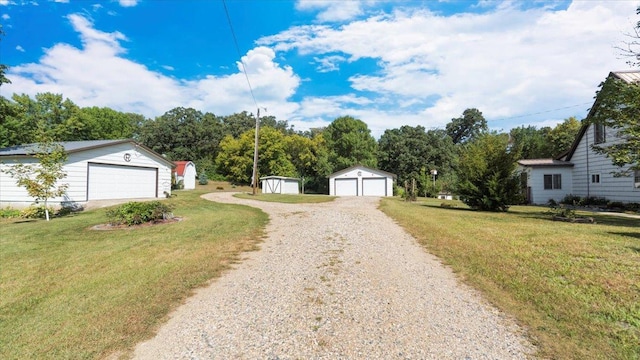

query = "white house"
(260, 176), (300, 194)
(174, 161), (197, 190)
(517, 159), (574, 204)
(328, 165), (396, 197)
(0, 139), (175, 208)
(519, 70), (640, 204)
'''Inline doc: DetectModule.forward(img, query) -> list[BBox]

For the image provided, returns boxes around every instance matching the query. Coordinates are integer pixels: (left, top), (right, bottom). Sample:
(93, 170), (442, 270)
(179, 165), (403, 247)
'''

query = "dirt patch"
(90, 217), (183, 231)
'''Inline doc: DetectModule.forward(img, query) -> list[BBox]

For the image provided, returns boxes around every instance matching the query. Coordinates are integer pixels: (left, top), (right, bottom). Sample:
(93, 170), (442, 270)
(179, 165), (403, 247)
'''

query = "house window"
(635, 170), (640, 188)
(544, 174), (562, 190)
(591, 174), (600, 184)
(594, 123), (606, 144)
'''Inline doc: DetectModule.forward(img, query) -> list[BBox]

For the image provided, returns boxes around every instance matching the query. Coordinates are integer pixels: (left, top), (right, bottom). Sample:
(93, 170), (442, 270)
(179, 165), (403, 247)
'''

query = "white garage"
(329, 165), (396, 197)
(88, 163), (158, 200)
(0, 139), (175, 208)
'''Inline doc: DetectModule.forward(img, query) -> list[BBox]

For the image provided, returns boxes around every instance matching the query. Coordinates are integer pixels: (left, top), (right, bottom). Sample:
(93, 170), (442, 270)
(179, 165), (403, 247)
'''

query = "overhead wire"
(491, 102), (593, 122)
(222, 0), (259, 110)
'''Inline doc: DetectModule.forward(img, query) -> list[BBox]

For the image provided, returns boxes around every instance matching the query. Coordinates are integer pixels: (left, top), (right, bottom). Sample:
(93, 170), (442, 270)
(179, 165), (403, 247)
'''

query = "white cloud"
(296, 0), (363, 22)
(4, 14), (301, 121)
(0, 0), (9, 5)
(313, 55), (346, 72)
(118, 0), (138, 7)
(54, 0), (69, 3)
(1, 13), (8, 19)
(261, 1), (635, 132)
(15, 45), (24, 52)
(162, 65), (174, 71)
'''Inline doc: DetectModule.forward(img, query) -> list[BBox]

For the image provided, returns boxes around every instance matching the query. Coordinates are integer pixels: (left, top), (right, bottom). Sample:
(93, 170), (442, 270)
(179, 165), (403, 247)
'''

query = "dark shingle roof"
(0, 140), (129, 156)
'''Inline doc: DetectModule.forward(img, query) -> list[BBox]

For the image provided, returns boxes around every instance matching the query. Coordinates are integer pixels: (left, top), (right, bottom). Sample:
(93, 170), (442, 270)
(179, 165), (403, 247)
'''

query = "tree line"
(0, 91), (582, 199)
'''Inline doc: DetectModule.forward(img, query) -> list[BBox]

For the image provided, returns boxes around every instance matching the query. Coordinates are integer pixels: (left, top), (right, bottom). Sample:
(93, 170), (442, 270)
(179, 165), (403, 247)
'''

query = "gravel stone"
(132, 193), (536, 359)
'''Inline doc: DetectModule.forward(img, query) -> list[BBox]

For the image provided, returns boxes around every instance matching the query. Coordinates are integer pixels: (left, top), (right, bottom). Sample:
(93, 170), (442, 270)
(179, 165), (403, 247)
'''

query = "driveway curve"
(133, 193), (535, 359)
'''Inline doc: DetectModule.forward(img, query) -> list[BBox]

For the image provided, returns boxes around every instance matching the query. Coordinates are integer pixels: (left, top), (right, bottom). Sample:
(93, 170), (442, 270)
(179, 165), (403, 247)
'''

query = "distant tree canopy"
(324, 116), (378, 172)
(0, 90), (585, 197)
(446, 108), (487, 144)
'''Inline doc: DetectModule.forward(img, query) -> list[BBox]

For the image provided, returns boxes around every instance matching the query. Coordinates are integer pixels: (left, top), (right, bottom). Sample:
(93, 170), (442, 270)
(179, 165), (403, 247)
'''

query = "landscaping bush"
(560, 194), (582, 206)
(0, 207), (21, 218)
(582, 196), (608, 207)
(20, 205), (54, 219)
(198, 172), (208, 185)
(106, 201), (175, 226)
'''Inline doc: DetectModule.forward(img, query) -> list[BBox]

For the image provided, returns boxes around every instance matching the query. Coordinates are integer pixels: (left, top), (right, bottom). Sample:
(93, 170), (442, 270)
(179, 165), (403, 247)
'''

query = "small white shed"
(174, 161), (197, 190)
(329, 165), (396, 197)
(260, 176), (300, 194)
(0, 139), (175, 208)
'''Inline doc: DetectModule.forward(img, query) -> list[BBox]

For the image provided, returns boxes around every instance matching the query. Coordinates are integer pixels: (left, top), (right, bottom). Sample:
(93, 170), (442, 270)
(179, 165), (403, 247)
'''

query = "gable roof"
(329, 164), (397, 179)
(173, 161), (195, 176)
(563, 70), (640, 162)
(0, 139), (176, 168)
(518, 159), (573, 167)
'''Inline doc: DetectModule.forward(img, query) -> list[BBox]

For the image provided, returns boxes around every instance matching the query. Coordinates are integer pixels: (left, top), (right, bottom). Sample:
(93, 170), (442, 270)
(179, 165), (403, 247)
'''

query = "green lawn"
(0, 190), (268, 359)
(234, 192), (336, 203)
(380, 197), (640, 360)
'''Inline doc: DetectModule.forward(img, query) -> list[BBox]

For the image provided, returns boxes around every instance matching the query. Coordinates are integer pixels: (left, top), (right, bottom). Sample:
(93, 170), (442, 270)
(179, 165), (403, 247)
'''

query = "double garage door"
(88, 163), (158, 200)
(334, 178), (387, 196)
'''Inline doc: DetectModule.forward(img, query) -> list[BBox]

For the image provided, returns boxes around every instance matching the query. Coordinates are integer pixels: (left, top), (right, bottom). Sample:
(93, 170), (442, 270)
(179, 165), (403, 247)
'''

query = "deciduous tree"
(445, 108), (487, 144)
(589, 76), (640, 174)
(324, 116), (377, 172)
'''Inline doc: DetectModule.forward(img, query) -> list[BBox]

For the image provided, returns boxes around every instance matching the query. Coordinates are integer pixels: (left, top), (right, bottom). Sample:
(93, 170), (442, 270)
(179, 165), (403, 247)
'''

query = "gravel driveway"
(132, 193), (536, 359)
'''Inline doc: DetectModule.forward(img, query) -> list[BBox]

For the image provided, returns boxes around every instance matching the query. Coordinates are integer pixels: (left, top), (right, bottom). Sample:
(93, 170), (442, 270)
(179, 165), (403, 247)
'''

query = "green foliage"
(589, 76), (640, 173)
(105, 201), (175, 226)
(455, 133), (523, 211)
(20, 205), (55, 219)
(198, 172), (208, 185)
(0, 207), (21, 218)
(378, 126), (457, 192)
(445, 108), (487, 144)
(324, 116), (377, 172)
(1, 132), (69, 221)
(215, 127), (298, 184)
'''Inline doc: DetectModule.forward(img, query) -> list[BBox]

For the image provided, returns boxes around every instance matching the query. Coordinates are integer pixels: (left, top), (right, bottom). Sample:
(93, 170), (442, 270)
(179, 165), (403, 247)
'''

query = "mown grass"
(380, 197), (640, 360)
(234, 192), (336, 203)
(0, 189), (268, 359)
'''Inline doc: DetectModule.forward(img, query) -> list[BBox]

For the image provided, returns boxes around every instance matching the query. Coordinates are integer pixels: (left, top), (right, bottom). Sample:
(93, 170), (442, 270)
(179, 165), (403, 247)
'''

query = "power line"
(492, 102), (592, 122)
(222, 0), (258, 110)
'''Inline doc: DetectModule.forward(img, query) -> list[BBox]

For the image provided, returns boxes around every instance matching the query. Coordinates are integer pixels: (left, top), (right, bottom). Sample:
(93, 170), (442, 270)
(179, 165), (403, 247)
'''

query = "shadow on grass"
(609, 232), (640, 240)
(416, 202), (639, 228)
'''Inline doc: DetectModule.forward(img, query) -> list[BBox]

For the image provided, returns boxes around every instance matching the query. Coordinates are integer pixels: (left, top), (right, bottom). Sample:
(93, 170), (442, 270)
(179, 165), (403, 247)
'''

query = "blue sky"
(0, 0), (637, 137)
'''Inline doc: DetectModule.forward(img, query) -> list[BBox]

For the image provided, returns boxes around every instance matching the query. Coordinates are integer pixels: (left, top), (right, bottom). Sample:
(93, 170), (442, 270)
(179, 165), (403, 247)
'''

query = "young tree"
(2, 134), (69, 221)
(589, 76), (640, 174)
(455, 133), (523, 211)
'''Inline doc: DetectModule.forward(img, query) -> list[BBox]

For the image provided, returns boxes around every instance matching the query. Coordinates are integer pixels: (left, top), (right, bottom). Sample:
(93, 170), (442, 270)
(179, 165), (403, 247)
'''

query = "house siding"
(519, 165), (573, 204)
(570, 124), (640, 202)
(0, 142), (173, 207)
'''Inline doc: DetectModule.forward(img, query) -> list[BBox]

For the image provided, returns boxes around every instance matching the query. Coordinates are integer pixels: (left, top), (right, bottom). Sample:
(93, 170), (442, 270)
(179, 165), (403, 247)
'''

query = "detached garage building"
(329, 165), (396, 197)
(0, 139), (175, 208)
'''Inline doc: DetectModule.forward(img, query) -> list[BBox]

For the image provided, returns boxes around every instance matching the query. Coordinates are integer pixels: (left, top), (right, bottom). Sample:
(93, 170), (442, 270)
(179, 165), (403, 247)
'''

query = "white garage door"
(363, 178), (387, 196)
(335, 178), (358, 196)
(88, 163), (157, 200)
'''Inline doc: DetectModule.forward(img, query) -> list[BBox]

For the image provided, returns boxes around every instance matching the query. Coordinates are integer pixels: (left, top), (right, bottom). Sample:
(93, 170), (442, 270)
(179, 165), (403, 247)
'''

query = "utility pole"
(251, 108), (261, 195)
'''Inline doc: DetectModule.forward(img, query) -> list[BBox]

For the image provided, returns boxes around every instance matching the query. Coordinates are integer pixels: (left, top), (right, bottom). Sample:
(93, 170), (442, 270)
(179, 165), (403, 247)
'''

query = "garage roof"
(329, 164), (397, 179)
(0, 139), (175, 168)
